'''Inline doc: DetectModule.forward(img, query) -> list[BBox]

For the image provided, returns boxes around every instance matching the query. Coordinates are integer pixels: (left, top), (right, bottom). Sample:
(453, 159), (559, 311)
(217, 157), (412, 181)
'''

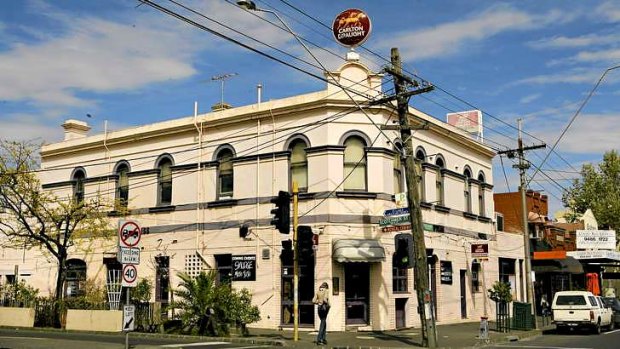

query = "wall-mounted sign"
(440, 261), (452, 284)
(332, 9), (372, 48)
(471, 243), (489, 260)
(232, 255), (256, 281)
(576, 230), (617, 250)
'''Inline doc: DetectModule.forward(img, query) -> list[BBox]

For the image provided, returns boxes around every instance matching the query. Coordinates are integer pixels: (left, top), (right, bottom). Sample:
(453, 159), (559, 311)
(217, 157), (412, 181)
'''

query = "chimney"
(62, 119), (90, 141)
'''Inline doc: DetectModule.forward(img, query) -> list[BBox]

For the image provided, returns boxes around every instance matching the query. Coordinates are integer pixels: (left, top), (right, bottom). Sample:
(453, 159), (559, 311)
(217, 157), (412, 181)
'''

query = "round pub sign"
(332, 9), (372, 48)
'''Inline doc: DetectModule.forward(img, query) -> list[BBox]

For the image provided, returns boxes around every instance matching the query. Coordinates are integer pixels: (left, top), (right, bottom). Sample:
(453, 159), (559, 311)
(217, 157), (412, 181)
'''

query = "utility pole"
(497, 119), (545, 329)
(388, 48), (437, 348)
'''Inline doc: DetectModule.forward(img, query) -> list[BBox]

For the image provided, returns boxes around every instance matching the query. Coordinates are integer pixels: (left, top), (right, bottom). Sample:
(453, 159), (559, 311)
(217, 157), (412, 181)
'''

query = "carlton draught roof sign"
(332, 9), (372, 48)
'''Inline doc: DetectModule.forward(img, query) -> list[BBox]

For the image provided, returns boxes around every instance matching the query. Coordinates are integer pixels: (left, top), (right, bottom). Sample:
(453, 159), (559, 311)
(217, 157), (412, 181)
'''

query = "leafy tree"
(169, 271), (260, 336)
(131, 278), (153, 303)
(562, 150), (620, 232)
(0, 140), (113, 304)
(488, 281), (513, 303)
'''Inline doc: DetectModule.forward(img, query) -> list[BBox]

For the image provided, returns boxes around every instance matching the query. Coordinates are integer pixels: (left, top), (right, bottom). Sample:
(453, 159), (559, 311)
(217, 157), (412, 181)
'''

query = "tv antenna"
(211, 73), (238, 107)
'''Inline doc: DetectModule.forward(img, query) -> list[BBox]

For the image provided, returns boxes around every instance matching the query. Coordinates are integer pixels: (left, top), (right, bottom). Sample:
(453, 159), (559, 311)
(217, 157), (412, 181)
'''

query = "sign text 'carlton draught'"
(332, 9), (372, 48)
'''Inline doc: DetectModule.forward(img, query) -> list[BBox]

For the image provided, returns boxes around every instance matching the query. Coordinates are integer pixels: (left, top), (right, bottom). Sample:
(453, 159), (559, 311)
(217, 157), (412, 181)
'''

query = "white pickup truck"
(552, 291), (615, 334)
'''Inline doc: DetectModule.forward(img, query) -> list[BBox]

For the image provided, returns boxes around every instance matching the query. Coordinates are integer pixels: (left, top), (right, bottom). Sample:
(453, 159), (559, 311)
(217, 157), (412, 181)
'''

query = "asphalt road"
(0, 329), (272, 349)
(488, 328), (620, 349)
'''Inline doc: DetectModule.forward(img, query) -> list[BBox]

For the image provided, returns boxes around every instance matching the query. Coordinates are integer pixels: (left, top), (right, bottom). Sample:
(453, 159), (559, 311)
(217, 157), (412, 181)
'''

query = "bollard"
(479, 316), (489, 343)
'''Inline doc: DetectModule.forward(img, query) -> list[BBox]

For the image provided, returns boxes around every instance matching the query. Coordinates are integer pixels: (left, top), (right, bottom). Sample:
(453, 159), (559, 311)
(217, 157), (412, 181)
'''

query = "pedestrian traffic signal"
(394, 233), (414, 268)
(270, 190), (291, 234)
(281, 239), (293, 262)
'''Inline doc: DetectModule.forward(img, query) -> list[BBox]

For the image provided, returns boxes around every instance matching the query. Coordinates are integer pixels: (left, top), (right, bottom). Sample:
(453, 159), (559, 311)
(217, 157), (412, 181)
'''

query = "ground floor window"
(155, 256), (170, 319)
(65, 259), (86, 298)
(215, 254), (232, 285)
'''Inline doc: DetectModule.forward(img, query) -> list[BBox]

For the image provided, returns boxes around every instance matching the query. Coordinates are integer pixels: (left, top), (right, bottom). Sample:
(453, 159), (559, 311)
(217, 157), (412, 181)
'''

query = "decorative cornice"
(84, 175), (118, 184)
(421, 162), (439, 171)
(441, 168), (465, 180)
(366, 147), (396, 156)
(148, 205), (176, 213)
(306, 145), (345, 154)
(42, 180), (74, 189)
(233, 151), (290, 163)
(478, 216), (492, 223)
(420, 201), (433, 209)
(463, 212), (478, 220)
(207, 199), (239, 208)
(336, 191), (378, 199)
(481, 183), (494, 190)
(434, 205), (451, 214)
(128, 169), (159, 178)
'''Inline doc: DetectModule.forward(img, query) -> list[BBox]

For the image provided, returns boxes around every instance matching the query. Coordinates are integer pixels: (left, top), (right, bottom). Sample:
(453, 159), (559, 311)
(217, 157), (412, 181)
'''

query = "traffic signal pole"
(389, 48), (437, 348)
(292, 181), (299, 341)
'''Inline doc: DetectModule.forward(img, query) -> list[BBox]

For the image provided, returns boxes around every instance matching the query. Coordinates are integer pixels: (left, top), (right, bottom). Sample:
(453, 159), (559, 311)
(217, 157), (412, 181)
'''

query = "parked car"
(551, 291), (614, 334)
(602, 297), (620, 327)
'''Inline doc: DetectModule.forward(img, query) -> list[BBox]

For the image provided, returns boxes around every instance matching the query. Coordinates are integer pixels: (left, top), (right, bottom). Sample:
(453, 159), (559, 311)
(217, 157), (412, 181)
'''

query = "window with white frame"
(343, 136), (367, 191)
(290, 139), (308, 192)
(216, 149), (234, 199)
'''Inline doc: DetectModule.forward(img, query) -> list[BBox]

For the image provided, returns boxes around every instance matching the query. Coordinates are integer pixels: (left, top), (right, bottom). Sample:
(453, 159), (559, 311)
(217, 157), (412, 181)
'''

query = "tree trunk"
(54, 254), (67, 302)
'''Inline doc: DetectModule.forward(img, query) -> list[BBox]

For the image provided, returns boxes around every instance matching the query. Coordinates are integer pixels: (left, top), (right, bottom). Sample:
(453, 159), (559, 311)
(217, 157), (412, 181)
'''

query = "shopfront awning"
(532, 256), (583, 274)
(332, 239), (385, 263)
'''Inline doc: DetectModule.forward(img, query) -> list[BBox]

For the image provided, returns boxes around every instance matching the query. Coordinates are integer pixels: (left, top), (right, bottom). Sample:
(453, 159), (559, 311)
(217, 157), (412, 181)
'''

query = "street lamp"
(237, 0), (307, 342)
(237, 0), (317, 67)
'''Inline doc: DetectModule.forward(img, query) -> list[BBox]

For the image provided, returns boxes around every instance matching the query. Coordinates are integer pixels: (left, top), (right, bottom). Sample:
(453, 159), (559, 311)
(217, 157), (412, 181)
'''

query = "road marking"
(0, 336), (45, 340)
(160, 342), (230, 347)
(604, 329), (620, 335)
(233, 346), (271, 349)
(495, 344), (594, 349)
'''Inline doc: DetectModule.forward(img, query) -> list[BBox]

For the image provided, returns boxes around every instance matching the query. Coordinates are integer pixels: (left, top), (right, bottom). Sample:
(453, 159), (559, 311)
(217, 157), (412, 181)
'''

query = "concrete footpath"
(128, 318), (552, 348)
(235, 320), (549, 348)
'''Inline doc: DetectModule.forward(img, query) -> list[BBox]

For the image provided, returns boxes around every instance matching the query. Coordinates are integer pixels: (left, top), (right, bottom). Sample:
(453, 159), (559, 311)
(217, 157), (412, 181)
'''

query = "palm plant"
(169, 271), (221, 335)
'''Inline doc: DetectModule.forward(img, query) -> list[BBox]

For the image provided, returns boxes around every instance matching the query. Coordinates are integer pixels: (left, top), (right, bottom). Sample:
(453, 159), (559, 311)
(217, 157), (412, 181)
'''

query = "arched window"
(393, 143), (403, 194)
(415, 148), (426, 202)
(157, 157), (173, 206)
(478, 172), (486, 217)
(343, 136), (367, 191)
(463, 167), (472, 213)
(115, 162), (130, 209)
(72, 168), (86, 204)
(65, 259), (86, 298)
(216, 148), (234, 199)
(435, 157), (445, 206)
(290, 139), (308, 192)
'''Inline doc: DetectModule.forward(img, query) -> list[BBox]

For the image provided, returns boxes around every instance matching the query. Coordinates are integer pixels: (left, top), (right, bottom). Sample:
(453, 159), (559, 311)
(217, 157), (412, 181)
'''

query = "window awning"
(332, 239), (385, 263)
(531, 256), (583, 274)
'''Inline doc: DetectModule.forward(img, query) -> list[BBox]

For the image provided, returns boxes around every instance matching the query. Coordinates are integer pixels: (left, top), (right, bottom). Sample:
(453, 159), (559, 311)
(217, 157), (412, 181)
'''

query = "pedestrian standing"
(313, 282), (330, 345)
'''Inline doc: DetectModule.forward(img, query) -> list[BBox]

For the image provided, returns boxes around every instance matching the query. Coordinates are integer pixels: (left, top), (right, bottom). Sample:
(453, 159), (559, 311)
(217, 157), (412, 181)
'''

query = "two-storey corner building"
(5, 54), (526, 331)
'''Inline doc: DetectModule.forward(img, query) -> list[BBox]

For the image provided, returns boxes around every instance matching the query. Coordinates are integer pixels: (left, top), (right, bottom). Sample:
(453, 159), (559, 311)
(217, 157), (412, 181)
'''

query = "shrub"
(0, 280), (39, 307)
(488, 281), (513, 303)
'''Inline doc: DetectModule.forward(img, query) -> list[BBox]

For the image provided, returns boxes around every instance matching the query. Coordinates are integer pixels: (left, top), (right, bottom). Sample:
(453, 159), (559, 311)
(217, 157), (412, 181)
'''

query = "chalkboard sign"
(440, 261), (452, 285)
(232, 255), (256, 281)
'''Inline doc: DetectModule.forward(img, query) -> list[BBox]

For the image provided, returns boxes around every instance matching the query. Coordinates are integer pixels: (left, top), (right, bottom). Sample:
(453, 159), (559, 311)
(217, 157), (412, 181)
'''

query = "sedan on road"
(603, 297), (620, 327)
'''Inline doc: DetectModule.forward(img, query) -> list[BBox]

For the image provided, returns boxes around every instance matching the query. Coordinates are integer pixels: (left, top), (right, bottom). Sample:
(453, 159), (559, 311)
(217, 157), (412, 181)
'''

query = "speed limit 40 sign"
(122, 264), (138, 288)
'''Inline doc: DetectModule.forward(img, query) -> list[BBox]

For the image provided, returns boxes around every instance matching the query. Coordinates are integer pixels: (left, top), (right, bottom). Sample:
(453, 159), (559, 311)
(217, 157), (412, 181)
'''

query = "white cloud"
(513, 68), (602, 85)
(0, 113), (63, 143)
(594, 2), (620, 23)
(532, 112), (620, 154)
(375, 5), (574, 62)
(520, 94), (541, 104)
(572, 49), (620, 63)
(527, 34), (620, 49)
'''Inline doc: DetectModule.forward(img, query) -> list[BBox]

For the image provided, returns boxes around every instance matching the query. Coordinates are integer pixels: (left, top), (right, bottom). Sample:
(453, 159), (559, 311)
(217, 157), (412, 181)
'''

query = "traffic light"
(394, 233), (414, 268)
(297, 225), (314, 256)
(270, 190), (291, 234)
(280, 239), (293, 262)
(239, 224), (249, 238)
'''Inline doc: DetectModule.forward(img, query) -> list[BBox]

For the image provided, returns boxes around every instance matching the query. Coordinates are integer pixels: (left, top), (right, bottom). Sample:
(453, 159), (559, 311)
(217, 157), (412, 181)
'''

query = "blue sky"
(2, 0), (620, 216)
